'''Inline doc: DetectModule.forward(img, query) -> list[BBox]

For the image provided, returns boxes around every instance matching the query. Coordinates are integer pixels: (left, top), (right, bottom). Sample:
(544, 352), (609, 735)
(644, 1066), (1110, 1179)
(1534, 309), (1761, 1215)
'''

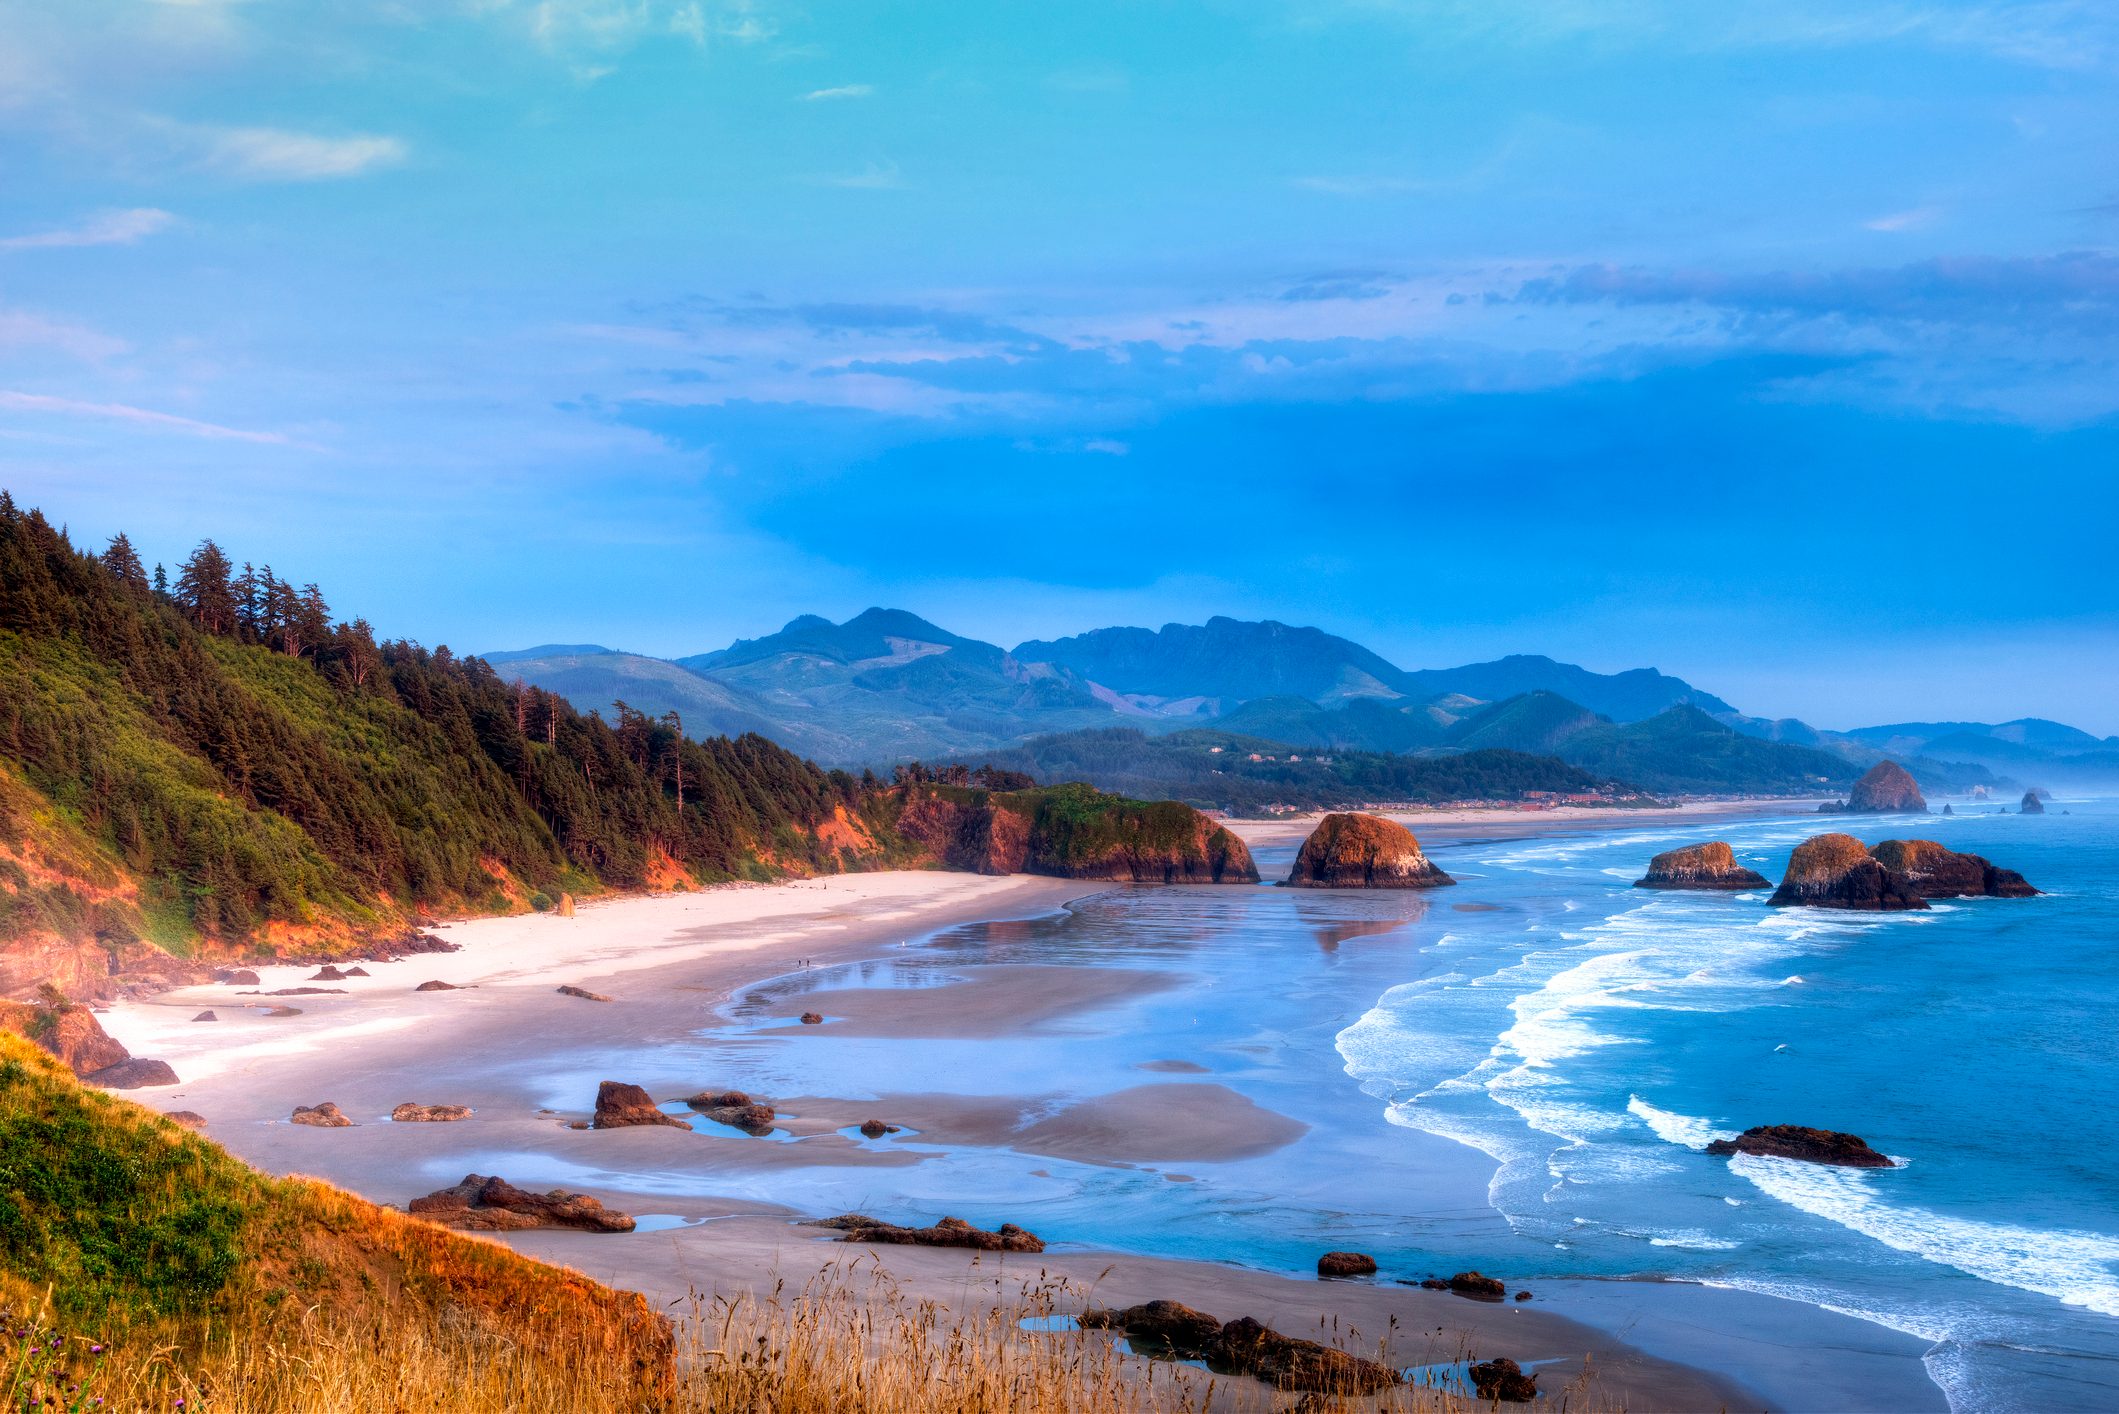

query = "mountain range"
(490, 610), (2118, 797)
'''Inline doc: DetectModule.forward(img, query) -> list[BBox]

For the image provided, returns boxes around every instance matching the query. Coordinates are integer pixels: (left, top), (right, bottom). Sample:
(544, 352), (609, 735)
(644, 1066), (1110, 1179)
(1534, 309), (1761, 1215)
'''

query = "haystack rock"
(193, 1010), (218, 1022)
(1845, 761), (1927, 813)
(1706, 1125), (1894, 1168)
(1287, 813), (1455, 889)
(592, 1080), (686, 1129)
(290, 1101), (354, 1127)
(1633, 842), (1770, 891)
(2021, 791), (2046, 815)
(1768, 834), (1927, 911)
(1867, 840), (2038, 899)
(410, 1174), (634, 1232)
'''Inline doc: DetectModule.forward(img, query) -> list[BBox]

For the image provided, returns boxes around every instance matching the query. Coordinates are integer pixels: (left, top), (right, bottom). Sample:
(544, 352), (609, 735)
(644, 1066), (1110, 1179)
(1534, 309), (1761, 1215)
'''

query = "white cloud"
(1864, 205), (1942, 232)
(0, 390), (293, 444)
(0, 208), (176, 251)
(0, 312), (131, 361)
(802, 84), (873, 101)
(202, 125), (405, 180)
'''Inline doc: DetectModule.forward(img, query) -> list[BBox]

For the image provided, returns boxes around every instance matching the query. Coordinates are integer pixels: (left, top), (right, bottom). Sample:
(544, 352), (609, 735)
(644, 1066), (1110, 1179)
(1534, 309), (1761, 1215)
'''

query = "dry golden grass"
(7, 1257), (1610, 1413)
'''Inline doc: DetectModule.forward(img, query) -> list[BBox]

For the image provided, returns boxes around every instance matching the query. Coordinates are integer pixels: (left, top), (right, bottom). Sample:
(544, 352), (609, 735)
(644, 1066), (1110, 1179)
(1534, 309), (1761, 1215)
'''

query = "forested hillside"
(0, 495), (910, 986)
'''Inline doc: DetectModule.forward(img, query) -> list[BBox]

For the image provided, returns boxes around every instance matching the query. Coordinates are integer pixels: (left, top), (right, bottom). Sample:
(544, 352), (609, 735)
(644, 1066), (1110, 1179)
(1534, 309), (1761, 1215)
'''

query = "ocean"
(666, 800), (2119, 1411)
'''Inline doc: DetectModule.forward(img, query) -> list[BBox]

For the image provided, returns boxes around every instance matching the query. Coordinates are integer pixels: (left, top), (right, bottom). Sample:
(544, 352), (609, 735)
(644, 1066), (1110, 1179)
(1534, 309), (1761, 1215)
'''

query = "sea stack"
(1287, 813), (1455, 889)
(1706, 1125), (1895, 1168)
(1844, 761), (1927, 814)
(2021, 791), (2046, 815)
(1634, 842), (1769, 891)
(1768, 834), (1928, 910)
(1867, 840), (2038, 898)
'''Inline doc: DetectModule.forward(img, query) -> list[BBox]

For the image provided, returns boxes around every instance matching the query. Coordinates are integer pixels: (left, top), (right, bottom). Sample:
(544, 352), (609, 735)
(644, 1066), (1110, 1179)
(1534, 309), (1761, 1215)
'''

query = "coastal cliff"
(1286, 812), (1455, 889)
(889, 782), (1258, 883)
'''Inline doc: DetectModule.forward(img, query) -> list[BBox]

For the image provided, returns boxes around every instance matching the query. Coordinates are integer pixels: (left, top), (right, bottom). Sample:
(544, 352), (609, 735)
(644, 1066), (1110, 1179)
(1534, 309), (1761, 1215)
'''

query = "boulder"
(2021, 791), (2046, 815)
(1634, 841), (1769, 890)
(265, 987), (346, 996)
(1705, 1124), (1894, 1168)
(409, 1173), (634, 1233)
(1768, 834), (1927, 911)
(558, 984), (612, 1002)
(1082, 1302), (1399, 1394)
(1080, 1300), (1223, 1354)
(810, 1213), (1044, 1253)
(1316, 1251), (1378, 1279)
(290, 1102), (353, 1127)
(309, 965), (350, 982)
(1446, 1271), (1506, 1300)
(215, 968), (262, 986)
(415, 980), (459, 991)
(1210, 1316), (1400, 1395)
(1845, 761), (1927, 813)
(684, 1090), (776, 1134)
(858, 1119), (901, 1139)
(800, 1011), (824, 1025)
(392, 1102), (473, 1123)
(192, 1010), (218, 1022)
(1470, 1357), (1538, 1403)
(1287, 813), (1455, 889)
(165, 1110), (207, 1129)
(85, 1057), (179, 1089)
(593, 1080), (687, 1129)
(557, 892), (576, 917)
(344, 966), (371, 978)
(1867, 840), (2038, 899)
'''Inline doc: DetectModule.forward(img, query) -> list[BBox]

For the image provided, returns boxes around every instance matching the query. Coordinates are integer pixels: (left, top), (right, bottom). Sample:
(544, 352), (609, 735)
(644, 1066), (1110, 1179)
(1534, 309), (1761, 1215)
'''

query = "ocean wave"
(1648, 1231), (1743, 1250)
(1626, 1095), (1735, 1148)
(1732, 1154), (2119, 1319)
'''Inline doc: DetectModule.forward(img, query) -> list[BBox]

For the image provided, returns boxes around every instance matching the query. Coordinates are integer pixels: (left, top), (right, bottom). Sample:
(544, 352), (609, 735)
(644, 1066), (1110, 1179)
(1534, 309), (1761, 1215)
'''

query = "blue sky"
(1, 0), (2115, 731)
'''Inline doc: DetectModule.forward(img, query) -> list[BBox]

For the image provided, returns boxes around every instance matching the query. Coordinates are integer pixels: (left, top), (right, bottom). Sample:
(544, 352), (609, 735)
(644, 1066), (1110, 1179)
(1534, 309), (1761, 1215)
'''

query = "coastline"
(102, 808), (1924, 1412)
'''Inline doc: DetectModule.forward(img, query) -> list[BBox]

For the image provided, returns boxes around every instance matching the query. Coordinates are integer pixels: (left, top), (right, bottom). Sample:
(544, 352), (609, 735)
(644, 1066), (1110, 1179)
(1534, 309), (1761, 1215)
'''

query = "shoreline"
(102, 809), (1923, 1412)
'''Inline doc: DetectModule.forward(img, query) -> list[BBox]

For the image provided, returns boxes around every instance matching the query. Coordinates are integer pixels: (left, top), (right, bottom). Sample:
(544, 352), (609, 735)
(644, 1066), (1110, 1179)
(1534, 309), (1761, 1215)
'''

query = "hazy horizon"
(4, 1), (2114, 733)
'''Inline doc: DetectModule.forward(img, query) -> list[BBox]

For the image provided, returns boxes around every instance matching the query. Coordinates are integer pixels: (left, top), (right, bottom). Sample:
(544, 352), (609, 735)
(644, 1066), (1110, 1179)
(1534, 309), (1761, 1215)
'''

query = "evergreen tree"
(102, 533), (146, 587)
(174, 540), (238, 634)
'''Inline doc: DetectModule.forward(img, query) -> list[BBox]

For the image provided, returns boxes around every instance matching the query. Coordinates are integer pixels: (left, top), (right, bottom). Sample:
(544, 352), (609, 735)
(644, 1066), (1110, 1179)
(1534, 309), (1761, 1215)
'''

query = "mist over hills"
(490, 609), (2116, 800)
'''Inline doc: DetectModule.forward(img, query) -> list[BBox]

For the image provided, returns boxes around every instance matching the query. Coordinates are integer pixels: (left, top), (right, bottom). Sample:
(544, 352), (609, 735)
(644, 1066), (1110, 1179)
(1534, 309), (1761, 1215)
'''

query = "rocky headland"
(1633, 841), (1770, 890)
(1285, 812), (1455, 889)
(889, 782), (1258, 883)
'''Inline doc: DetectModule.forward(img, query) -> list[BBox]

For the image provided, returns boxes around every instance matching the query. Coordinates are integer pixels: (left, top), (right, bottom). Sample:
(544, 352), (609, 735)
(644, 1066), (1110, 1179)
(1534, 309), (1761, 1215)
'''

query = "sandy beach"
(100, 805), (1926, 1413)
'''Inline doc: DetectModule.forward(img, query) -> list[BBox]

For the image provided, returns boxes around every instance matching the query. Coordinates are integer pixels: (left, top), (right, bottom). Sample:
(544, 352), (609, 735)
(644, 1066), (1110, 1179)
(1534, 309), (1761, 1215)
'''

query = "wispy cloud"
(802, 83), (873, 101)
(0, 208), (177, 251)
(0, 390), (296, 444)
(1864, 205), (1943, 232)
(197, 125), (406, 181)
(0, 312), (131, 361)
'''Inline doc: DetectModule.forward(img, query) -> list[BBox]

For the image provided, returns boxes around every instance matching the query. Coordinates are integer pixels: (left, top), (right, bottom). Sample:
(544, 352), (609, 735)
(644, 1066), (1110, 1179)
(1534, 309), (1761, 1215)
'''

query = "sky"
(1, 0), (2115, 733)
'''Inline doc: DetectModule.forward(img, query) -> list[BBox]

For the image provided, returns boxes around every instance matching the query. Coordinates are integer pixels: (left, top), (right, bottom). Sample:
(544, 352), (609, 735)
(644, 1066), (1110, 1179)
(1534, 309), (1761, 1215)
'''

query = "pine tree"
(102, 532), (146, 587)
(174, 540), (238, 634)
(153, 562), (169, 596)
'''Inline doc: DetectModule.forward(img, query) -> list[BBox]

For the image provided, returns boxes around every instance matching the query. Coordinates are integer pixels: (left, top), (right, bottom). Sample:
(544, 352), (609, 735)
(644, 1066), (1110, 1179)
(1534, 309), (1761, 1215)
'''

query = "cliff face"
(1768, 833), (1928, 910)
(890, 784), (1258, 884)
(1634, 841), (1769, 891)
(1867, 839), (2039, 898)
(1844, 761), (1927, 813)
(1286, 813), (1455, 889)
